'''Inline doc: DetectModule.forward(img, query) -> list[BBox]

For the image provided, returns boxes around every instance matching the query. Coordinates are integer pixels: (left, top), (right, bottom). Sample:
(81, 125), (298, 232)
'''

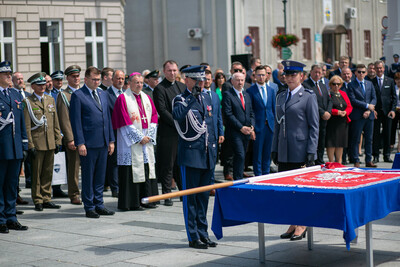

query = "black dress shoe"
(373, 156), (379, 163)
(111, 191), (119, 198)
(86, 210), (100, 218)
(200, 237), (217, 247)
(290, 228), (307, 241)
(0, 224), (9, 234)
(189, 240), (208, 249)
(95, 207), (115, 215)
(164, 199), (173, 206)
(43, 202), (61, 209)
(141, 203), (157, 209)
(7, 221), (28, 231)
(280, 229), (295, 239)
(16, 210), (24, 215)
(384, 157), (393, 163)
(131, 206), (145, 211)
(34, 203), (43, 211)
(53, 190), (68, 198)
(17, 195), (28, 205)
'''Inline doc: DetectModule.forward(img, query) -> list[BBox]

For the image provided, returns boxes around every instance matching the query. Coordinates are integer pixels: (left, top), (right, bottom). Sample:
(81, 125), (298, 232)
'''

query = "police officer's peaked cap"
(393, 54), (399, 58)
(181, 65), (206, 81)
(145, 70), (160, 79)
(379, 56), (386, 61)
(64, 65), (81, 76)
(0, 61), (12, 73)
(282, 60), (306, 75)
(50, 70), (64, 80)
(28, 73), (46, 85)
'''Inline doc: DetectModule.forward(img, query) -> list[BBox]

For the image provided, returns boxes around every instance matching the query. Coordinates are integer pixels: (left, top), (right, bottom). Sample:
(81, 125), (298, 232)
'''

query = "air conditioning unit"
(346, 7), (357, 19)
(187, 28), (203, 39)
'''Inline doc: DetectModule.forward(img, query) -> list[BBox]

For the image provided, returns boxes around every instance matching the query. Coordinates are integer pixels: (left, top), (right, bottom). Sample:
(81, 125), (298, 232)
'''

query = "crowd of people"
(1, 53), (400, 247)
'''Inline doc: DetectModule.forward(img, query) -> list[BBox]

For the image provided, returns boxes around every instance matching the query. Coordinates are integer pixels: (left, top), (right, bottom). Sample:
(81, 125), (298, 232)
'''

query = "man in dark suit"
(172, 66), (218, 249)
(222, 72), (255, 180)
(153, 60), (186, 206)
(105, 69), (125, 197)
(329, 56), (350, 79)
(142, 70), (159, 100)
(340, 67), (354, 164)
(246, 65), (275, 175)
(347, 64), (377, 168)
(0, 61), (29, 233)
(245, 57), (261, 84)
(371, 60), (397, 163)
(70, 66), (115, 218)
(303, 64), (332, 165)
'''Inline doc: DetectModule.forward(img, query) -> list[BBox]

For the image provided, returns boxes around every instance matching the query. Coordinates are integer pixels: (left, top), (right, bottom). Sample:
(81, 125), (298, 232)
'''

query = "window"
(364, 30), (371, 58)
(248, 27), (260, 59)
(345, 29), (353, 58)
(0, 20), (16, 69)
(302, 28), (311, 60)
(276, 27), (285, 59)
(39, 20), (64, 75)
(85, 21), (107, 69)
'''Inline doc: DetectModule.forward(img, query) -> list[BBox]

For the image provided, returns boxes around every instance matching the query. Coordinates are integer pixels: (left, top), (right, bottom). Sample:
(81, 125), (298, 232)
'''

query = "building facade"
(0, 0), (126, 87)
(125, 0), (387, 73)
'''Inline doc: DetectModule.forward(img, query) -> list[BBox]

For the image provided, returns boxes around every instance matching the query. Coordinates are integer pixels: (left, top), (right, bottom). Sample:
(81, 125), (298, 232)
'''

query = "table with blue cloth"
(211, 170), (400, 266)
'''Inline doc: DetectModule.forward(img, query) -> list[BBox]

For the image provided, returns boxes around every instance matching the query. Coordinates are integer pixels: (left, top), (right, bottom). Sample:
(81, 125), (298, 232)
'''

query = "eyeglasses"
(357, 71), (366, 74)
(233, 69), (242, 73)
(331, 83), (341, 86)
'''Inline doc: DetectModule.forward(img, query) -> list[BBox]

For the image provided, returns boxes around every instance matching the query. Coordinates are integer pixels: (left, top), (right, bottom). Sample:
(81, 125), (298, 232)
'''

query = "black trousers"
(316, 120), (327, 164)
(373, 112), (392, 158)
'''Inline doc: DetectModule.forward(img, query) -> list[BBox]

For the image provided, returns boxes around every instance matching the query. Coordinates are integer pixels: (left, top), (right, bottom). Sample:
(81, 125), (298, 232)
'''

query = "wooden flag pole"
(141, 165), (322, 204)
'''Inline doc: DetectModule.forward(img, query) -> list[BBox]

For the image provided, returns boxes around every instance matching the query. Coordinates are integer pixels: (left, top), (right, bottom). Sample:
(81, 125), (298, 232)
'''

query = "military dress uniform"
(0, 61), (29, 233)
(23, 74), (62, 210)
(56, 85), (81, 203)
(172, 66), (218, 249)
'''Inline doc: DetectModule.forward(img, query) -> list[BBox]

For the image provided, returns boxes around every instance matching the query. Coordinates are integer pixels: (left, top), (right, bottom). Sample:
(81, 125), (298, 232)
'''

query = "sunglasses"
(233, 69), (243, 73)
(331, 83), (341, 86)
(357, 71), (366, 74)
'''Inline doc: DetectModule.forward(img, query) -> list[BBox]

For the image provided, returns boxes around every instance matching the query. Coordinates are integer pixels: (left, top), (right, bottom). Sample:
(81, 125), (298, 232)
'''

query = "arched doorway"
(322, 24), (347, 62)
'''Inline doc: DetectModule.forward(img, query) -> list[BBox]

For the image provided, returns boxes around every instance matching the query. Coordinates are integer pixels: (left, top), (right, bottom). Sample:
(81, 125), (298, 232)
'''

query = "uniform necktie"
(261, 86), (267, 106)
(2, 89), (10, 101)
(286, 91), (292, 103)
(315, 82), (322, 96)
(240, 92), (245, 110)
(207, 90), (212, 99)
(92, 90), (101, 109)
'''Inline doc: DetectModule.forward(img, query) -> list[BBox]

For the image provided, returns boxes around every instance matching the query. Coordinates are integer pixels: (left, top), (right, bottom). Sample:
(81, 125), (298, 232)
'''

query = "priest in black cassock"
(112, 72), (159, 210)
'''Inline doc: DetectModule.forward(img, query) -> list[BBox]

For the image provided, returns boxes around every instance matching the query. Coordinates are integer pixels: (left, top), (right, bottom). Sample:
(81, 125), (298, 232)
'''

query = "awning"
(322, 24), (347, 34)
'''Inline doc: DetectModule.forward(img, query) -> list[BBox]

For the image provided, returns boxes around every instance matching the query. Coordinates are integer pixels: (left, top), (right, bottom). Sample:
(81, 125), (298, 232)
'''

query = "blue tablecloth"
(211, 177), (400, 249)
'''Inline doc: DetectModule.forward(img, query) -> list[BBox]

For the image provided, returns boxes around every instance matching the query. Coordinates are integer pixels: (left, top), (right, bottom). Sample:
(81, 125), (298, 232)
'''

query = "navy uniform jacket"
(347, 79), (377, 121)
(0, 88), (28, 160)
(246, 83), (276, 132)
(172, 90), (217, 170)
(204, 89), (224, 141)
(272, 87), (319, 163)
(69, 85), (115, 148)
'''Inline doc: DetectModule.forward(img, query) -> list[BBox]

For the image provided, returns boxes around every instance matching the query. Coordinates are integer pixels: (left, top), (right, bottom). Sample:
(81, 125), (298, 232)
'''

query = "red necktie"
(316, 82), (322, 96)
(240, 92), (245, 110)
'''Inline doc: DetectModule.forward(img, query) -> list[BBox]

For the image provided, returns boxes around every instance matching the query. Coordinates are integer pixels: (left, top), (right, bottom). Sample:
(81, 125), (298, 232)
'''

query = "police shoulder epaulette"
(277, 90), (286, 95)
(304, 88), (314, 94)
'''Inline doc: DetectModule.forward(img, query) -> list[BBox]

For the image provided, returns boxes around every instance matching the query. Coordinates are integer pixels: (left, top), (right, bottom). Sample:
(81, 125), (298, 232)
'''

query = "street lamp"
(283, 0), (287, 35)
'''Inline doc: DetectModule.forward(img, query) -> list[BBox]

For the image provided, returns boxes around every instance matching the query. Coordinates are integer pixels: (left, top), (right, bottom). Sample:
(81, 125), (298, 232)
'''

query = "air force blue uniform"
(70, 84), (115, 212)
(173, 88), (217, 243)
(0, 86), (28, 225)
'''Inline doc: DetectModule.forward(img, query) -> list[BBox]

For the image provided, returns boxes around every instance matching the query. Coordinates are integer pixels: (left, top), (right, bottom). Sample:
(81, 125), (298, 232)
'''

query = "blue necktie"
(286, 91), (291, 104)
(360, 82), (365, 96)
(2, 89), (10, 102)
(261, 86), (267, 106)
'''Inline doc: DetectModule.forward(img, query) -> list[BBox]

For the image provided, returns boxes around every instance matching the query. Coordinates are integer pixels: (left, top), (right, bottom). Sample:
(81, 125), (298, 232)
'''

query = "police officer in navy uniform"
(172, 65), (218, 249)
(0, 61), (29, 233)
(271, 60), (319, 241)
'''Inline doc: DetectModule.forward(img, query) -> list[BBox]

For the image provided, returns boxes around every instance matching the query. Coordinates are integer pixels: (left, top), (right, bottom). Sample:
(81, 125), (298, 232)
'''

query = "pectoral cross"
(141, 114), (147, 124)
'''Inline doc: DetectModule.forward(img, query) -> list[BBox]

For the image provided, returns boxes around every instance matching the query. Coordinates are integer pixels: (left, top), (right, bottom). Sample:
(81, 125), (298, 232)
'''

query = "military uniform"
(56, 85), (81, 202)
(0, 61), (29, 232)
(23, 74), (62, 208)
(172, 66), (218, 249)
